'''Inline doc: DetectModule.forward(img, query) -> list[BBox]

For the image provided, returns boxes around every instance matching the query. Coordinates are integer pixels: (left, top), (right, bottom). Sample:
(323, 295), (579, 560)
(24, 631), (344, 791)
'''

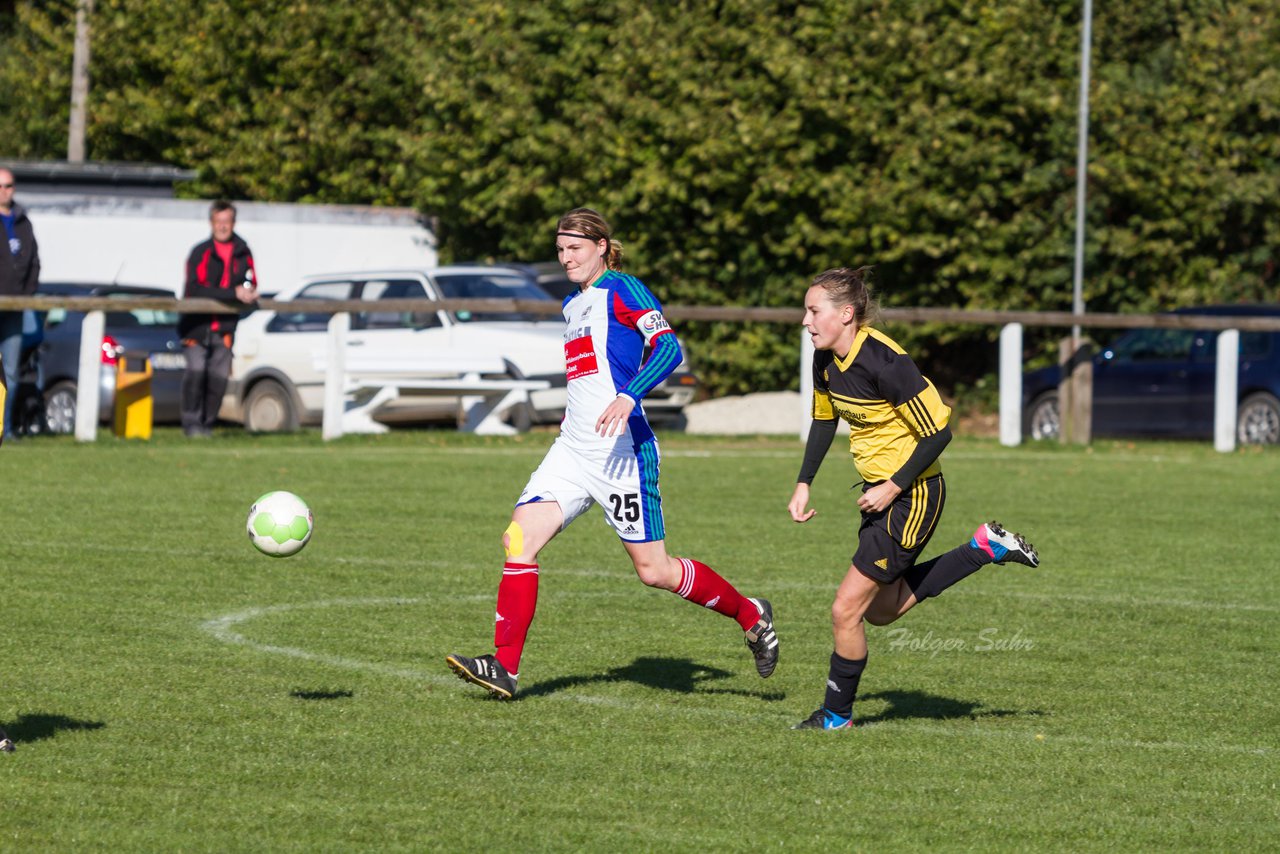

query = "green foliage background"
(2, 0), (1278, 395)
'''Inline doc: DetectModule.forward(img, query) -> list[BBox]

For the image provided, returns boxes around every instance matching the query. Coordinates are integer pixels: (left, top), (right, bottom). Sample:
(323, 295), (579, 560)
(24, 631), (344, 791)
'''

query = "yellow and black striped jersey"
(811, 326), (951, 484)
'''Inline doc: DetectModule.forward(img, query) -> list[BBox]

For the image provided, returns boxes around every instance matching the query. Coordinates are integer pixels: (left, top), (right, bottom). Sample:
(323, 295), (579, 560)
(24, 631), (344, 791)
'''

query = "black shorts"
(852, 474), (946, 584)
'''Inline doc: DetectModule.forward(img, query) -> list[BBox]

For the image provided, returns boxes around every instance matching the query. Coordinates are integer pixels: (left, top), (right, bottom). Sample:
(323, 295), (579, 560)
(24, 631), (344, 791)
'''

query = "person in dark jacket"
(0, 167), (40, 441)
(179, 200), (258, 437)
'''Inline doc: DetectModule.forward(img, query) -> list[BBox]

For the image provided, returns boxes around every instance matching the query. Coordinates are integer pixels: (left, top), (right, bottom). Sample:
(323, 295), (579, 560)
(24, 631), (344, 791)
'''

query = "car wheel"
(504, 400), (534, 432)
(1025, 391), (1060, 441)
(44, 381), (78, 435)
(16, 390), (45, 437)
(244, 380), (299, 433)
(1237, 392), (1280, 445)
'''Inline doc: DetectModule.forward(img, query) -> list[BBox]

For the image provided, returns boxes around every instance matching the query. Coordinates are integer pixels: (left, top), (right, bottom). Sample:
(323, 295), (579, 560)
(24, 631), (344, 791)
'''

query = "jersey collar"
(834, 326), (871, 371)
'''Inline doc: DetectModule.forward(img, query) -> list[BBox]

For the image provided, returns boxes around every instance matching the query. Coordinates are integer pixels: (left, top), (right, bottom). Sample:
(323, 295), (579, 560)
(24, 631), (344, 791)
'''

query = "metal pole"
(1071, 0), (1094, 347)
(68, 0), (95, 163)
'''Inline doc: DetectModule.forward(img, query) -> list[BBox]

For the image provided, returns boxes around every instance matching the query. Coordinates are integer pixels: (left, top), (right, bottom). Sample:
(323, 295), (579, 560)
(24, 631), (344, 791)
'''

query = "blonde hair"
(811, 266), (879, 326)
(557, 207), (624, 270)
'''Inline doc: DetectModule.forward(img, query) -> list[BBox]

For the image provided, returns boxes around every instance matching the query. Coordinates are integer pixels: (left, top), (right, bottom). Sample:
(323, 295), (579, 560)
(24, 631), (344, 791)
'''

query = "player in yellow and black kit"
(788, 267), (1040, 730)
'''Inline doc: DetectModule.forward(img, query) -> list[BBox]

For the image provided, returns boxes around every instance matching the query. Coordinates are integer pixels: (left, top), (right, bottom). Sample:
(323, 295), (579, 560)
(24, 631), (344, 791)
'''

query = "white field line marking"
(201, 597), (460, 686)
(199, 593), (633, 686)
(199, 597), (1275, 756)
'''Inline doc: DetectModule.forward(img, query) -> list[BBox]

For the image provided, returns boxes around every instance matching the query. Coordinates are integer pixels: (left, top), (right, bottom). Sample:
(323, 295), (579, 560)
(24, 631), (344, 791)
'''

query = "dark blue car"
(20, 283), (186, 435)
(1023, 304), (1280, 445)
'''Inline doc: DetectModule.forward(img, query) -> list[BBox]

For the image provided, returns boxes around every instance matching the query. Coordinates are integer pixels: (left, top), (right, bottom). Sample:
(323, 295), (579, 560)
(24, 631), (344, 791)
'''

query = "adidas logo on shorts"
(621, 525), (639, 535)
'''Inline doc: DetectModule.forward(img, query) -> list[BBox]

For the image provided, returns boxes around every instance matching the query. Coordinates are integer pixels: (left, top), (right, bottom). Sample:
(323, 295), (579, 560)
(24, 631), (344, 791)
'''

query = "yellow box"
(113, 354), (153, 440)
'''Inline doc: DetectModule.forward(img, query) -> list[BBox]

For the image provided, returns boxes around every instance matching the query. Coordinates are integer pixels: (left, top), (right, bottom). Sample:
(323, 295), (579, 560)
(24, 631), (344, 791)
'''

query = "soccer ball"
(247, 491), (313, 557)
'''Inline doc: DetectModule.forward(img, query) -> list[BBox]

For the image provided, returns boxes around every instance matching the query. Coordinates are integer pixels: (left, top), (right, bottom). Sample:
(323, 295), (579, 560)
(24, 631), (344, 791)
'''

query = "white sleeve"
(635, 309), (671, 345)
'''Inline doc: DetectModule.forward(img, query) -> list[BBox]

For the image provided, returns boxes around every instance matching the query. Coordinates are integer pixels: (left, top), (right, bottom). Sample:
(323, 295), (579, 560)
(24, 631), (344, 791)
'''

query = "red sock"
(674, 558), (760, 631)
(494, 562), (538, 676)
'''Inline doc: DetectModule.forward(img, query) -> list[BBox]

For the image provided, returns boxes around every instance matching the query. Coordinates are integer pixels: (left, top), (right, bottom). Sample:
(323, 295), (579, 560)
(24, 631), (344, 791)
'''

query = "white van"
(24, 195), (438, 293)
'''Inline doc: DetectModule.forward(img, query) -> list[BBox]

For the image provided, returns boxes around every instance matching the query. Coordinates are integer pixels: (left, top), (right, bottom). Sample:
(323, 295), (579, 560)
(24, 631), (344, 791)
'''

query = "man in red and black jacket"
(179, 200), (258, 437)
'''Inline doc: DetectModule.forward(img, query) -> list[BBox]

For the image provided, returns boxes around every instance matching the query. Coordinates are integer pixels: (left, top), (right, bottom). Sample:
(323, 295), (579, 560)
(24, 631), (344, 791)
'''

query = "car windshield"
(434, 273), (557, 322)
(43, 291), (180, 330)
(105, 307), (181, 327)
(1107, 327), (1196, 363)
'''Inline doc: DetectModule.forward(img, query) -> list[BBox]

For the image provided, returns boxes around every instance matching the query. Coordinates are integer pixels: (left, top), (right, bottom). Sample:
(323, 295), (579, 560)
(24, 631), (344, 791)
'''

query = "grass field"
(1, 427), (1276, 851)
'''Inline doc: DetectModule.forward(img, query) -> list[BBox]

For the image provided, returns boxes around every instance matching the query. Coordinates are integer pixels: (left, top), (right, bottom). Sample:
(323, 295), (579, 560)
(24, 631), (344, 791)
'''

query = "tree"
(1, 0), (1276, 397)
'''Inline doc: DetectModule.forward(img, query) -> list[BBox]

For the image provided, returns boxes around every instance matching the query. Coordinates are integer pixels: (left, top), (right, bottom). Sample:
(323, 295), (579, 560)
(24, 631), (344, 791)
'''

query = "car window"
(537, 273), (576, 301)
(1108, 328), (1196, 363)
(357, 279), (441, 330)
(40, 294), (179, 330)
(1188, 330), (1274, 363)
(125, 309), (179, 326)
(1242, 332), (1272, 359)
(99, 292), (179, 326)
(1190, 332), (1216, 364)
(434, 272), (556, 322)
(106, 308), (180, 328)
(267, 281), (353, 333)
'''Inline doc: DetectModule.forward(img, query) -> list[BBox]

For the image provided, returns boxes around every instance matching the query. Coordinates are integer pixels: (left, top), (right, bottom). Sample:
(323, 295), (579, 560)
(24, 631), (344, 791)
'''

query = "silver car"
(221, 265), (697, 432)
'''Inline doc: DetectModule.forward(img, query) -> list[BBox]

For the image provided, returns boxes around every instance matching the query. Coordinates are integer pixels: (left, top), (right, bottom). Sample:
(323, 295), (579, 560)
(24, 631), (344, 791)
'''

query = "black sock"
(823, 652), (867, 718)
(903, 541), (990, 602)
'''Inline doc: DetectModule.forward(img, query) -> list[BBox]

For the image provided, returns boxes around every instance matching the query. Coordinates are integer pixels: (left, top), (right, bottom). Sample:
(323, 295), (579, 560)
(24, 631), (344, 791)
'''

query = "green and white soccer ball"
(247, 491), (313, 557)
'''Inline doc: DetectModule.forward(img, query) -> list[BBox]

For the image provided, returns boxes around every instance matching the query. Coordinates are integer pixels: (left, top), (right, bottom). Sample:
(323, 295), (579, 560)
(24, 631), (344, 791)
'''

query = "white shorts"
(516, 435), (665, 542)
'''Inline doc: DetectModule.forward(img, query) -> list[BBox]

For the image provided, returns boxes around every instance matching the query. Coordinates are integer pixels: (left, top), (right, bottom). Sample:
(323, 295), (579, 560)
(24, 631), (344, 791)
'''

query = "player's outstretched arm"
(789, 482), (816, 523)
(792, 417), (837, 522)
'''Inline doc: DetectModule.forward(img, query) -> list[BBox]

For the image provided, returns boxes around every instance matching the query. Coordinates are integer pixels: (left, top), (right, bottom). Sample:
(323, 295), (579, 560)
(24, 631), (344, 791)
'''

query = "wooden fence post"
(998, 323), (1023, 446)
(1214, 329), (1239, 452)
(1058, 337), (1093, 445)
(322, 312), (350, 441)
(75, 310), (104, 442)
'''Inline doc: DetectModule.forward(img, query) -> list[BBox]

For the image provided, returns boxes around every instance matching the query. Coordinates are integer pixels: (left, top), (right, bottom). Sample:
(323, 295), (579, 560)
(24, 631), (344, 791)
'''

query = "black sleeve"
(797, 418), (839, 484)
(183, 245), (203, 296)
(889, 424), (952, 489)
(23, 233), (39, 295)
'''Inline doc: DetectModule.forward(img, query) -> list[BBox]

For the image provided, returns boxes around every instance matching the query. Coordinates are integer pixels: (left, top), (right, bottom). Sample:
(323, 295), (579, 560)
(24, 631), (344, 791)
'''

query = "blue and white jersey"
(559, 270), (682, 449)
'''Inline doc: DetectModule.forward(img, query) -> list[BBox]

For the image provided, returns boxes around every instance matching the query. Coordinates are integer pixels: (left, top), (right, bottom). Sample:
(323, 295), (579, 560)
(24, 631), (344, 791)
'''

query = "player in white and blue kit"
(447, 208), (778, 699)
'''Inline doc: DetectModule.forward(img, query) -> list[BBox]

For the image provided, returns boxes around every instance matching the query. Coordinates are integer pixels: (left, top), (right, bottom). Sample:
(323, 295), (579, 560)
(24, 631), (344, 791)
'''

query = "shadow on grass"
(2, 712), (106, 744)
(857, 689), (1045, 724)
(518, 655), (784, 702)
(290, 689), (355, 701)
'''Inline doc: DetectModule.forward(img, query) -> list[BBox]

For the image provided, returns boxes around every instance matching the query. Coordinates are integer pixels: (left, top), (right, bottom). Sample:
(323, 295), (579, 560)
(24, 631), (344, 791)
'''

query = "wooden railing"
(3, 295), (1280, 331)
(2, 295), (1274, 451)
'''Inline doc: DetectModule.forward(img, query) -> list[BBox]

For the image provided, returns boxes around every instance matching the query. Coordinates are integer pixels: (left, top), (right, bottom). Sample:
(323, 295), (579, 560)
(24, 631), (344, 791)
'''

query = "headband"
(557, 231), (611, 259)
